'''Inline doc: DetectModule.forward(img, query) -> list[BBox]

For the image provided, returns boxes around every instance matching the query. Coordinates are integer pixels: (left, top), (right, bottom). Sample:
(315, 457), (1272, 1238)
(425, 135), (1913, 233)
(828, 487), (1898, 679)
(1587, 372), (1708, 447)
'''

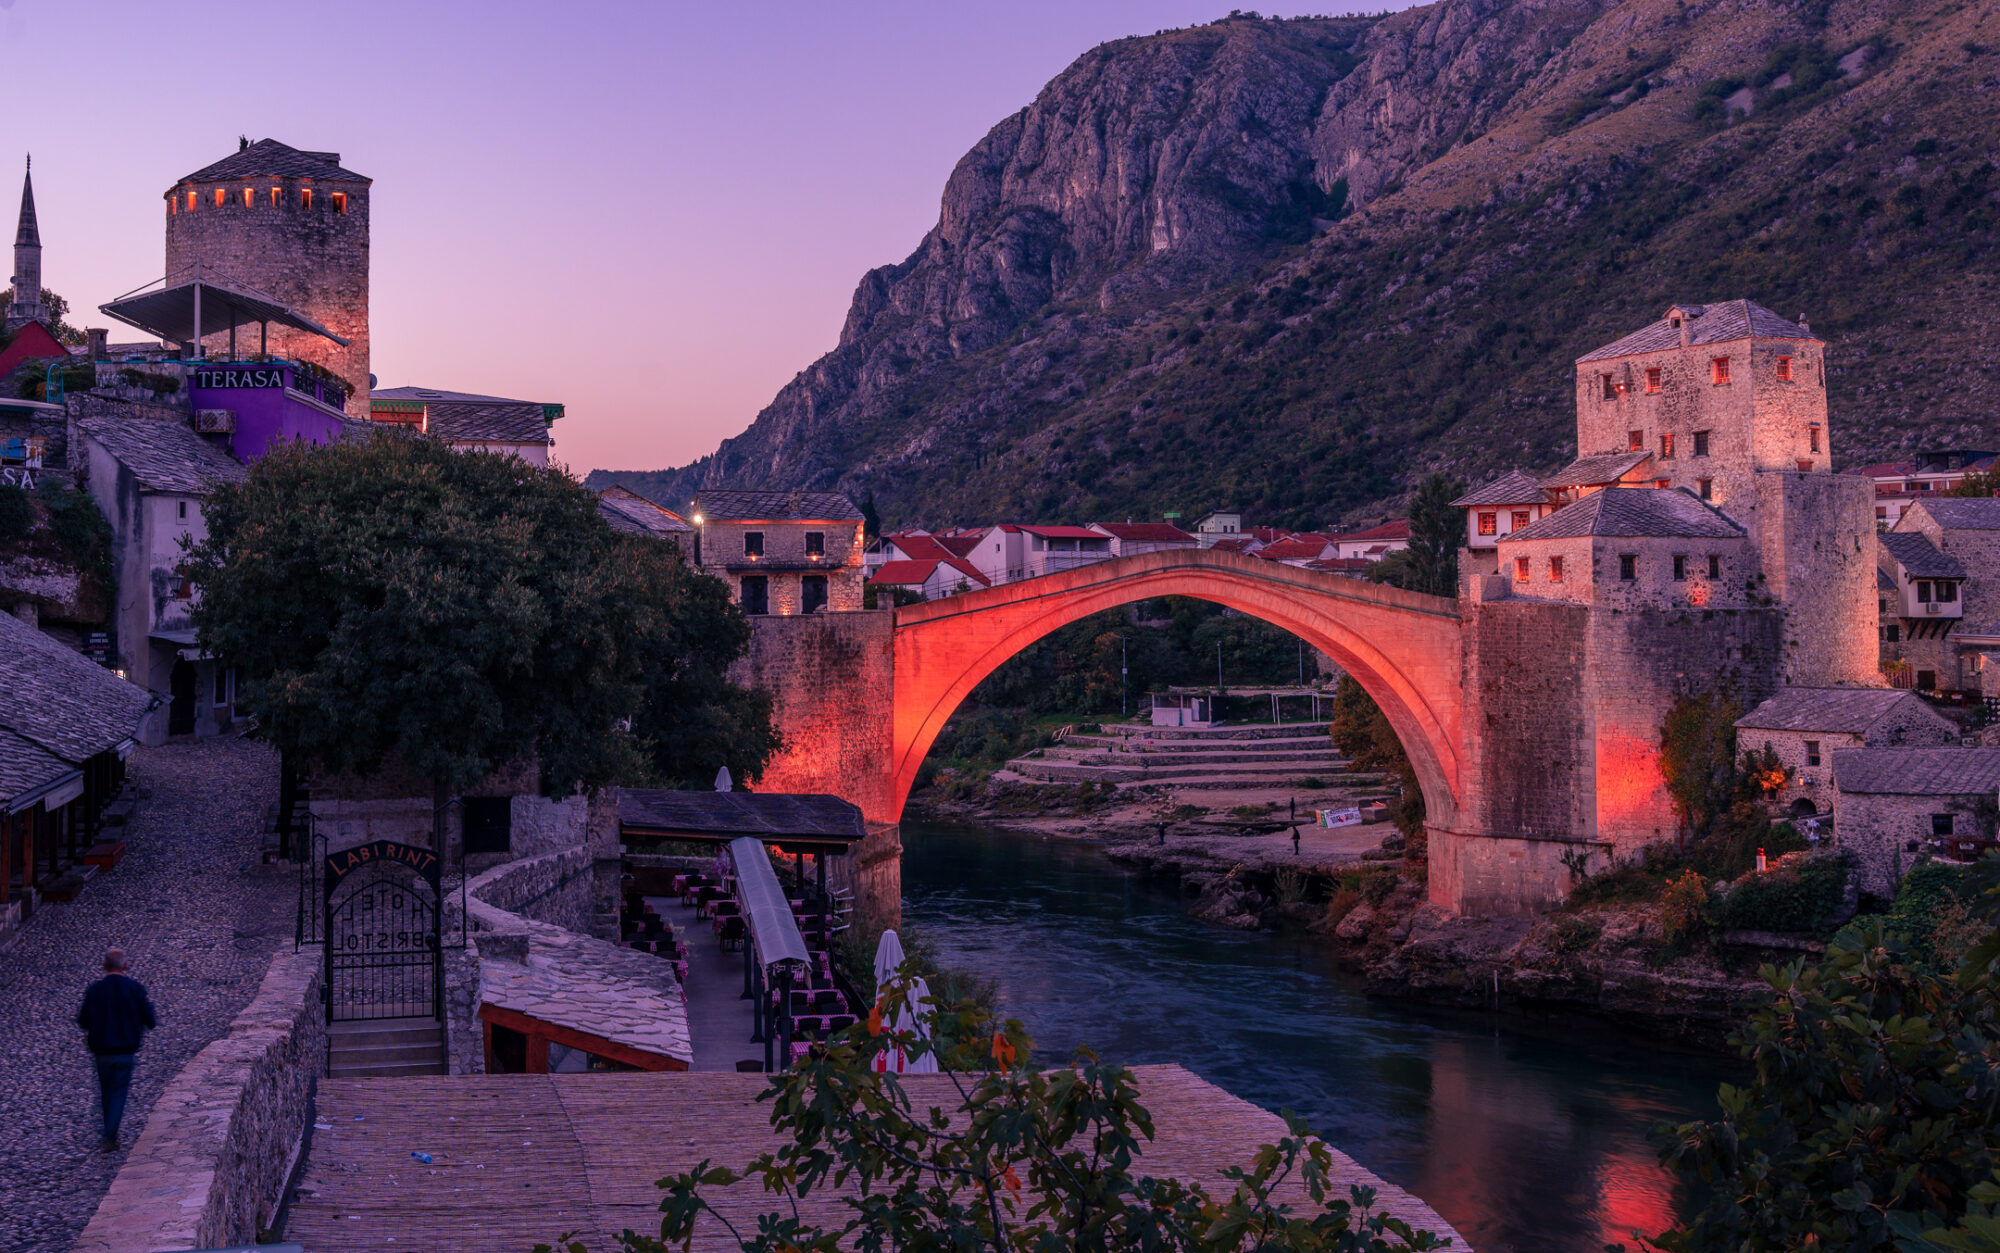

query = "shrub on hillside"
(1713, 853), (1851, 936)
(0, 484), (32, 543)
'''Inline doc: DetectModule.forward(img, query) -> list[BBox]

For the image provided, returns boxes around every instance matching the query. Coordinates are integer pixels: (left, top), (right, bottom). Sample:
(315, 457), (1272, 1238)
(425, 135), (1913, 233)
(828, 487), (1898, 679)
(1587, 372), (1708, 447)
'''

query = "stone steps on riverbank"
(1008, 758), (1347, 784)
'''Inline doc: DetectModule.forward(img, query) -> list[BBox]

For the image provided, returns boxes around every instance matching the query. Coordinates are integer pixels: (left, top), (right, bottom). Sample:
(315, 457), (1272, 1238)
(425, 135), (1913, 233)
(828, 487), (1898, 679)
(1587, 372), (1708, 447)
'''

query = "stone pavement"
(0, 737), (289, 1253)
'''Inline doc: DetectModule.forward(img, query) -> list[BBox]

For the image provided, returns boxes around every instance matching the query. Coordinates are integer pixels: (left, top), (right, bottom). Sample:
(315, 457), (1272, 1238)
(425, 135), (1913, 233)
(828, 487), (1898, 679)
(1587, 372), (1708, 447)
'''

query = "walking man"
(1291, 825), (1301, 855)
(77, 947), (155, 1151)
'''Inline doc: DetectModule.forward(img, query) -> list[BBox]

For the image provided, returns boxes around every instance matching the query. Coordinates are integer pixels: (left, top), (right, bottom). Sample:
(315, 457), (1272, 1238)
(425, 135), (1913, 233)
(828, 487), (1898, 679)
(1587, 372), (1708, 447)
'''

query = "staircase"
(327, 1018), (446, 1078)
(1001, 721), (1357, 791)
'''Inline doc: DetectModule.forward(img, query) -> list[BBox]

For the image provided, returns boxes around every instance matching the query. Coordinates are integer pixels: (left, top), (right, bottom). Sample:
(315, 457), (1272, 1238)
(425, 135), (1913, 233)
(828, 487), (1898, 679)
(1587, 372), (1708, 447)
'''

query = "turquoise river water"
(900, 823), (1732, 1253)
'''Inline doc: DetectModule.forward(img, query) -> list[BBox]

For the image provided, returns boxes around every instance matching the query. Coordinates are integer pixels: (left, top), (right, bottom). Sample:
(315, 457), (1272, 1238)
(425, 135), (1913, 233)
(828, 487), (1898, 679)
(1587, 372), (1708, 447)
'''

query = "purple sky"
(6, 0), (1390, 475)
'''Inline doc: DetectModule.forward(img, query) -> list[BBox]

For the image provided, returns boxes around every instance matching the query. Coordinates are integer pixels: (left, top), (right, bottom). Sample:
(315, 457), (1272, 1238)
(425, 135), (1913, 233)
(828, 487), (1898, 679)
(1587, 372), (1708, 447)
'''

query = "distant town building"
(1087, 521), (1199, 557)
(1736, 687), (1956, 818)
(1856, 450), (1997, 529)
(1193, 510), (1242, 544)
(1017, 525), (1112, 577)
(1881, 497), (2000, 695)
(1832, 747), (2000, 896)
(867, 531), (989, 600)
(692, 490), (865, 616)
(1328, 519), (1411, 560)
(596, 485), (691, 550)
(370, 387), (561, 465)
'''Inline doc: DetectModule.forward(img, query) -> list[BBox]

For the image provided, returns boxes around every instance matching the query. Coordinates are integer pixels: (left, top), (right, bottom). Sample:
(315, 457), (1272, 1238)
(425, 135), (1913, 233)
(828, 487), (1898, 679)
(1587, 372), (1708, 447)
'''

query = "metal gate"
(324, 839), (443, 1022)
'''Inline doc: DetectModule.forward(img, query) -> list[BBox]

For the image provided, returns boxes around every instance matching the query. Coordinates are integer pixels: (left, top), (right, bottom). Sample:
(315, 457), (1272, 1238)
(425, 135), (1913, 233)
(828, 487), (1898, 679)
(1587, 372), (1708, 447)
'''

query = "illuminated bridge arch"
(888, 548), (1465, 828)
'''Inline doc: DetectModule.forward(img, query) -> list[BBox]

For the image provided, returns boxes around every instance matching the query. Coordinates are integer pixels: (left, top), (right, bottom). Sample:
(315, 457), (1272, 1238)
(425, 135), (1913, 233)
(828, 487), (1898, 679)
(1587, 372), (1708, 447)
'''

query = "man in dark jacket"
(77, 948), (156, 1150)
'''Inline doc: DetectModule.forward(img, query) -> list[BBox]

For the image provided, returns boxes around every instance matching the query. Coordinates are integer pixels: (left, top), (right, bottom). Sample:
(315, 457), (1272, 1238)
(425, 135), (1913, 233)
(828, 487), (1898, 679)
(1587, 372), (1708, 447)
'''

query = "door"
(168, 659), (197, 736)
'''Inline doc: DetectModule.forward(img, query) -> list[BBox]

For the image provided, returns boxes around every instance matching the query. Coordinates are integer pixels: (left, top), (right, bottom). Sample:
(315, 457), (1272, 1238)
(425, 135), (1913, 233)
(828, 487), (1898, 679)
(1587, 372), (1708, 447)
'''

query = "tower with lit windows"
(163, 138), (371, 417)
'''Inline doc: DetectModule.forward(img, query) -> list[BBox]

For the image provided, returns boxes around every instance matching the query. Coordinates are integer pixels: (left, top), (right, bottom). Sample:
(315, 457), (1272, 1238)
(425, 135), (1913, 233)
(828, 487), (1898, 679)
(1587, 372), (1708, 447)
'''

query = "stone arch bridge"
(733, 548), (1778, 918)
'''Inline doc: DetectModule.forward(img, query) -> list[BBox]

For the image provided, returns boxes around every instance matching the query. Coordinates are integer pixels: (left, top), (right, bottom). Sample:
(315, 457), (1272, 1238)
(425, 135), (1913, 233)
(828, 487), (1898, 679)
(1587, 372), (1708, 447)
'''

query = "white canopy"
(870, 929), (937, 1074)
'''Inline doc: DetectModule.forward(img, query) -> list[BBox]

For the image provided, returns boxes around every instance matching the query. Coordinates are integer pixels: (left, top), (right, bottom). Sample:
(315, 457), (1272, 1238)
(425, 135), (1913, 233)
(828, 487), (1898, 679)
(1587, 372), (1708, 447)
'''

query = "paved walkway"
(649, 895), (759, 1072)
(0, 737), (288, 1253)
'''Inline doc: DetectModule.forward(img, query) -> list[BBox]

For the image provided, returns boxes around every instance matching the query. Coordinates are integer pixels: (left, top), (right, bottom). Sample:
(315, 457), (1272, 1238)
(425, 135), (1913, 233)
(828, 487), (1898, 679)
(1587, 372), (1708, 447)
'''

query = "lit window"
(1693, 430), (1710, 457)
(1627, 429), (1643, 452)
(1510, 510), (1530, 530)
(1798, 459), (1815, 472)
(332, 192), (347, 214)
(1660, 433), (1674, 459)
(1777, 356), (1793, 382)
(1672, 554), (1687, 581)
(1619, 554), (1637, 581)
(744, 531), (764, 557)
(805, 531), (825, 557)
(213, 188), (226, 208)
(1711, 357), (1731, 385)
(1514, 557), (1530, 583)
(242, 187), (254, 208)
(301, 188), (313, 210)
(270, 187), (282, 207)
(1698, 478), (1713, 501)
(1707, 554), (1720, 579)
(1600, 374), (1616, 400)
(1477, 512), (1496, 536)
(169, 196), (177, 216)
(1655, 478), (1671, 489)
(1809, 424), (1821, 453)
(187, 190), (196, 212)
(1805, 740), (1820, 767)
(1549, 555), (1564, 582)
(1645, 367), (1661, 393)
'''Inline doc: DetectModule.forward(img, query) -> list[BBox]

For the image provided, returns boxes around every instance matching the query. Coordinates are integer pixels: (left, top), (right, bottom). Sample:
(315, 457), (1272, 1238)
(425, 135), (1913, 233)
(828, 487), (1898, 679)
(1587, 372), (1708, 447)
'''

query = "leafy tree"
(1658, 692), (1748, 842)
(0, 286), (85, 345)
(538, 973), (1449, 1253)
(1329, 675), (1425, 845)
(1367, 474), (1464, 598)
(183, 432), (776, 810)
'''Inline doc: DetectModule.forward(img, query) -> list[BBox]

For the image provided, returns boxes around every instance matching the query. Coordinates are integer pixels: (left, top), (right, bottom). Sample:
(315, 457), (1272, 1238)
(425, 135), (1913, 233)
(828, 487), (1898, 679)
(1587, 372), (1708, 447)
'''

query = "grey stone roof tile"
(1908, 498), (2000, 531)
(0, 611), (153, 766)
(1879, 568), (1899, 591)
(618, 789), (866, 842)
(424, 402), (550, 445)
(1879, 531), (1966, 578)
(598, 486), (692, 538)
(180, 139), (367, 184)
(1576, 300), (1815, 363)
(1451, 471), (1547, 508)
(1833, 747), (2000, 796)
(691, 490), (863, 523)
(1503, 487), (1744, 542)
(0, 726), (74, 807)
(78, 417), (247, 494)
(1736, 687), (1929, 734)
(1539, 450), (1653, 489)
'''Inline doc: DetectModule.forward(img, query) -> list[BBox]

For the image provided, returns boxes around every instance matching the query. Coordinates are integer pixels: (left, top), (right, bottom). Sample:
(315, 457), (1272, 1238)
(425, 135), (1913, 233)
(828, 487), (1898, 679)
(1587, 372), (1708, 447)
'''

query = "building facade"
(692, 490), (865, 616)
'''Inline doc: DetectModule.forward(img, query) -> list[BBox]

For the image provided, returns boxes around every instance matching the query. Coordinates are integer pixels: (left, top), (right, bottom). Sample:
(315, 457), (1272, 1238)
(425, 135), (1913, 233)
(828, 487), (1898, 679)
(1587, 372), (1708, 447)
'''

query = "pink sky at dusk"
(3, 0), (1394, 476)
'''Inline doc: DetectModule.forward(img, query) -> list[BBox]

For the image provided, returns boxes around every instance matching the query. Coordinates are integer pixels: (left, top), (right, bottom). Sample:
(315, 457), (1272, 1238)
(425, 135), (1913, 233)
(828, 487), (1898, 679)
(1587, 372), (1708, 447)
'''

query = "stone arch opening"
(890, 551), (1463, 831)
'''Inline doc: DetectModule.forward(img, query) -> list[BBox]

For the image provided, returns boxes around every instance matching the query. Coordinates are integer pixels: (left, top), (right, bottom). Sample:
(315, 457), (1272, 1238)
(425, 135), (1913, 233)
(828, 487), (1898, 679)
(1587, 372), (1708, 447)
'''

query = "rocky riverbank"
(908, 788), (1772, 1050)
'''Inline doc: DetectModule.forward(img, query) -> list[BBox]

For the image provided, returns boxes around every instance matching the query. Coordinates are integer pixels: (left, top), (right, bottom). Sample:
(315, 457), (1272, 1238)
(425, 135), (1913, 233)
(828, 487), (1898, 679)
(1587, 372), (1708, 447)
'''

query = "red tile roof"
(867, 558), (989, 588)
(1335, 519), (1411, 542)
(1255, 538), (1334, 561)
(1018, 525), (1106, 539)
(1091, 522), (1197, 542)
(1209, 537), (1260, 553)
(936, 533), (983, 557)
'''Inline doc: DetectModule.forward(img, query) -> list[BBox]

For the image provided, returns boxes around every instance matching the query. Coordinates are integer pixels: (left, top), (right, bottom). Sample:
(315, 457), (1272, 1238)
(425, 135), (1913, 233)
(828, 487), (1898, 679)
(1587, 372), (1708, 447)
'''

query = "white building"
(1087, 521), (1199, 557)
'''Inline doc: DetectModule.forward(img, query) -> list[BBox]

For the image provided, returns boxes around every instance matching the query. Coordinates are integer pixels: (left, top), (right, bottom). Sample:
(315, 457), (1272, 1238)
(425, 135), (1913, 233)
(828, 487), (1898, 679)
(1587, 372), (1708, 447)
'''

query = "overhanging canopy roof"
(617, 788), (866, 848)
(100, 270), (348, 347)
(727, 836), (811, 974)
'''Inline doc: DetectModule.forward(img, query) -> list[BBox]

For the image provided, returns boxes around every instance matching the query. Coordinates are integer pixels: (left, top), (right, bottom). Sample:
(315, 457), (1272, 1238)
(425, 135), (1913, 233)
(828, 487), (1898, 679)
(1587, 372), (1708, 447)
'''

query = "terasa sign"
(192, 367), (286, 389)
(323, 839), (442, 894)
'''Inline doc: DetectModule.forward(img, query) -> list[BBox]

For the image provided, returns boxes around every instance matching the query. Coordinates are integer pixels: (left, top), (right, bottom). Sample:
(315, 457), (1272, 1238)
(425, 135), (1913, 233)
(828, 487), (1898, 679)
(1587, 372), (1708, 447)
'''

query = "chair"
(825, 1013), (858, 1035)
(719, 916), (747, 953)
(813, 990), (846, 1015)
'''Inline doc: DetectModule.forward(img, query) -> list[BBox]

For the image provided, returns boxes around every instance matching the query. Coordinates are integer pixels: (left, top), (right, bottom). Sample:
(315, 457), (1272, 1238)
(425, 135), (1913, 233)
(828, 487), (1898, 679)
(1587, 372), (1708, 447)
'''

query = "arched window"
(269, 187), (282, 208)
(187, 189), (196, 212)
(300, 188), (313, 210)
(242, 187), (254, 208)
(331, 192), (347, 214)
(213, 187), (226, 208)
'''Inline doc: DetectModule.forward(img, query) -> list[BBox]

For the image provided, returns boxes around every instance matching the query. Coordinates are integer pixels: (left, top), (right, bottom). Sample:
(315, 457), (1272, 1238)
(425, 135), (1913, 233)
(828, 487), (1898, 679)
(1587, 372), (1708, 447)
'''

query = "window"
(169, 196), (177, 216)
(1919, 669), (1937, 690)
(1548, 555), (1564, 582)
(1805, 740), (1821, 767)
(1660, 433), (1675, 459)
(1808, 424), (1821, 453)
(213, 665), (232, 707)
(1627, 430), (1644, 452)
(1777, 356), (1793, 382)
(1918, 581), (1933, 602)
(1887, 624), (1901, 642)
(187, 190), (196, 212)
(463, 797), (513, 854)
(213, 187), (226, 208)
(744, 531), (764, 557)
(1510, 510), (1530, 530)
(1797, 459), (1815, 472)
(300, 188), (312, 210)
(1711, 356), (1731, 385)
(1708, 554), (1721, 579)
(1619, 554), (1637, 581)
(241, 187), (254, 208)
(1672, 554), (1688, 581)
(1693, 430), (1710, 457)
(1645, 367), (1661, 394)
(1877, 507), (1889, 520)
(1933, 813), (1956, 838)
(1938, 581), (1958, 602)
(1601, 373), (1616, 400)
(740, 576), (769, 615)
(332, 192), (347, 214)
(1881, 598), (1889, 613)
(1698, 478), (1713, 501)
(805, 531), (825, 557)
(802, 574), (829, 614)
(174, 577), (194, 600)
(1654, 478), (1672, 490)
(1514, 556), (1530, 583)
(1477, 512), (1497, 536)
(177, 500), (187, 520)
(270, 187), (282, 207)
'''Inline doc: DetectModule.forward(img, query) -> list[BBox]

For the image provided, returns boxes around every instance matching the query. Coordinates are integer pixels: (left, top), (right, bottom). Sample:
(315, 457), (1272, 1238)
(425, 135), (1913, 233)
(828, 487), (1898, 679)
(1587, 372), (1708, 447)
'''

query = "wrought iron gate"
(323, 839), (443, 1022)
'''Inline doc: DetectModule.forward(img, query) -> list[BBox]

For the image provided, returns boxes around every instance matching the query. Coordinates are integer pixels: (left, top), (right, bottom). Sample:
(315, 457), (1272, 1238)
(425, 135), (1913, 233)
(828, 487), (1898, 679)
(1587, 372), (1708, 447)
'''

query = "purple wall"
(186, 362), (348, 462)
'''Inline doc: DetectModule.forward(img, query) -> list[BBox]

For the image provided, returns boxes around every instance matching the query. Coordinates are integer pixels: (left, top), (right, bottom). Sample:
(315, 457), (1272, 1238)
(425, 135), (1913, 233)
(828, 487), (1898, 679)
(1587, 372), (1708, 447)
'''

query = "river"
(900, 822), (1731, 1253)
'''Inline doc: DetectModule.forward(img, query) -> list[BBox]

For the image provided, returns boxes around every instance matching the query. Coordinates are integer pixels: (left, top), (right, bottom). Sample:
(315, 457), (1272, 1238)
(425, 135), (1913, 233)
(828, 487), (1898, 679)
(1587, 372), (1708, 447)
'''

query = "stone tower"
(5, 156), (47, 333)
(164, 138), (371, 417)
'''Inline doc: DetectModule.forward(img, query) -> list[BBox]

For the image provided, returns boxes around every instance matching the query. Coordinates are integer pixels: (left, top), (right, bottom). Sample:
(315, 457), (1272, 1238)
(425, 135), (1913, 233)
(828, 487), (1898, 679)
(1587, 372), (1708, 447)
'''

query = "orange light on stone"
(1688, 583), (1709, 607)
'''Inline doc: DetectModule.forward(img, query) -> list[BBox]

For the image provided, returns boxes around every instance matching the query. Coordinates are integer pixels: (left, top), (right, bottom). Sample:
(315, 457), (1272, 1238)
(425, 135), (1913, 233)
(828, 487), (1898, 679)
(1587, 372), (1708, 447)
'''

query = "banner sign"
(323, 839), (442, 896)
(192, 367), (286, 390)
(1319, 807), (1362, 828)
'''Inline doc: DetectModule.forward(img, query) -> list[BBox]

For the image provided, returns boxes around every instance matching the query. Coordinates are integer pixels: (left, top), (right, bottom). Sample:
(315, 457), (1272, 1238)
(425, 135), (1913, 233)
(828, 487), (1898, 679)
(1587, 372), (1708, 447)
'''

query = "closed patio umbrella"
(870, 930), (938, 1074)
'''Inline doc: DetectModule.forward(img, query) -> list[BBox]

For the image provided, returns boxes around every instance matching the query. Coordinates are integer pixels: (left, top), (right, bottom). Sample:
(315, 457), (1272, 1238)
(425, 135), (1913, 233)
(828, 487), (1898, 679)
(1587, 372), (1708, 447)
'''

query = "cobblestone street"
(0, 737), (290, 1253)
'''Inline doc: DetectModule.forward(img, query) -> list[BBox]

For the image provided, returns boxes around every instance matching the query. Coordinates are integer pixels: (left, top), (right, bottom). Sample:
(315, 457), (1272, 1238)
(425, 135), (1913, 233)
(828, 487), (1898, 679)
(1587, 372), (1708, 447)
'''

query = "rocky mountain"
(594, 0), (2000, 531)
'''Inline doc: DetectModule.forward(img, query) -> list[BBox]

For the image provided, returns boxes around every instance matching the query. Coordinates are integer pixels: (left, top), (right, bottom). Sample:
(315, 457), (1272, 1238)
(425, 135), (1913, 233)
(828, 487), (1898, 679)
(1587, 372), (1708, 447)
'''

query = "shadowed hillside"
(594, 0), (2000, 531)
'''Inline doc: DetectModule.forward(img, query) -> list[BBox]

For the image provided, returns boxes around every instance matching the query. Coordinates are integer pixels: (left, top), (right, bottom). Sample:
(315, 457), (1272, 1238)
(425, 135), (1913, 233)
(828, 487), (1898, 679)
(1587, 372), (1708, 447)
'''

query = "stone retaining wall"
(74, 947), (323, 1253)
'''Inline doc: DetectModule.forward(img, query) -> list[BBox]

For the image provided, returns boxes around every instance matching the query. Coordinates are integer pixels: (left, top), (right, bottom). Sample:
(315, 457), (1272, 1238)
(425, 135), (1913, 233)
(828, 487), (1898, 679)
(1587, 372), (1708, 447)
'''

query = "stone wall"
(74, 948), (323, 1253)
(1757, 472), (1879, 686)
(1835, 790), (1990, 897)
(698, 518), (867, 615)
(735, 609), (897, 817)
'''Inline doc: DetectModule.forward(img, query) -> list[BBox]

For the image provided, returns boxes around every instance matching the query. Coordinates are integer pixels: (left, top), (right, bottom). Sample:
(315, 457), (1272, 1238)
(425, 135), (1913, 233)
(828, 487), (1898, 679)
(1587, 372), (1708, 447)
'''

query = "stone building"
(369, 386), (562, 465)
(1881, 497), (2000, 695)
(1832, 747), (2000, 897)
(1735, 687), (1957, 818)
(596, 485), (691, 549)
(691, 490), (865, 616)
(164, 139), (371, 417)
(1493, 486), (1748, 611)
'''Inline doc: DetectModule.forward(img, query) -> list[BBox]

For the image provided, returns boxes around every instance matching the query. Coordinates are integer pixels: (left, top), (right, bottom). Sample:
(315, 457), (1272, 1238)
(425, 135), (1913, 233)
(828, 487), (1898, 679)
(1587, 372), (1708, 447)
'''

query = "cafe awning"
(617, 788), (866, 850)
(100, 266), (349, 348)
(726, 836), (810, 974)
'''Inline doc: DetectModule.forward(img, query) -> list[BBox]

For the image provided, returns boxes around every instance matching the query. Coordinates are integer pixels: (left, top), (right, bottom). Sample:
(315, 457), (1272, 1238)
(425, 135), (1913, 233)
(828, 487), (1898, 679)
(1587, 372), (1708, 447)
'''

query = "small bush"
(1298, 775), (1325, 788)
(1359, 870), (1398, 905)
(1660, 870), (1712, 948)
(1713, 853), (1850, 935)
(1271, 867), (1307, 906)
(0, 484), (33, 542)
(1322, 885), (1362, 928)
(1552, 916), (1601, 954)
(1229, 803), (1267, 819)
(39, 479), (112, 586)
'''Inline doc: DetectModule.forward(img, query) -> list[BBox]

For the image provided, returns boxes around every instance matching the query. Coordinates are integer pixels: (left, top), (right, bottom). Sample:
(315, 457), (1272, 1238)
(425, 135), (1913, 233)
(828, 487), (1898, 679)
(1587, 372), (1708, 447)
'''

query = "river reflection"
(900, 823), (1728, 1253)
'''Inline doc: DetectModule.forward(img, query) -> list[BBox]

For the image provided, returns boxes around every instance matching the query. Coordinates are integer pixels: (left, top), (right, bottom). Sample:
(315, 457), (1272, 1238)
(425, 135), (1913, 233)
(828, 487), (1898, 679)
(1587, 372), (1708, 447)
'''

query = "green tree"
(1329, 675), (1425, 845)
(0, 286), (85, 345)
(182, 432), (775, 809)
(1367, 473), (1464, 597)
(1658, 691), (1747, 843)
(539, 973), (1449, 1253)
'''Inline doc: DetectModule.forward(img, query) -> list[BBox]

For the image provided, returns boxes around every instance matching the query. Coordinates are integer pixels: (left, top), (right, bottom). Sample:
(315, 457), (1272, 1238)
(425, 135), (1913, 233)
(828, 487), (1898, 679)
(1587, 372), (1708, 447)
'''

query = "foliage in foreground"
(183, 432), (778, 798)
(536, 975), (1449, 1253)
(1635, 857), (2000, 1252)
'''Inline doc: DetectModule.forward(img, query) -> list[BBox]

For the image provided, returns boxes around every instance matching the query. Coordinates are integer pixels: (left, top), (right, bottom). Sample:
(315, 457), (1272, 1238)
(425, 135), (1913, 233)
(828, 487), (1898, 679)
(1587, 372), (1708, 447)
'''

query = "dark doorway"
(1788, 798), (1818, 819)
(463, 797), (512, 854)
(740, 576), (769, 616)
(802, 574), (828, 615)
(168, 659), (197, 735)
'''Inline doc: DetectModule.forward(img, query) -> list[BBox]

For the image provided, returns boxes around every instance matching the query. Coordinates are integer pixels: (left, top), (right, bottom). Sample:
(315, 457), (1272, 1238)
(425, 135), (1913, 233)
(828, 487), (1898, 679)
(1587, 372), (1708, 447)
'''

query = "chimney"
(1799, 313), (1811, 335)
(86, 328), (107, 360)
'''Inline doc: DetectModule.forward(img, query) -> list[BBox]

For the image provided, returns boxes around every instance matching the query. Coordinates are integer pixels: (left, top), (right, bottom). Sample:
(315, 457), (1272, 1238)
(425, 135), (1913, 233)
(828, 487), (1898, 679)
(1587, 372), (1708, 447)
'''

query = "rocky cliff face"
(599, 0), (2000, 530)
